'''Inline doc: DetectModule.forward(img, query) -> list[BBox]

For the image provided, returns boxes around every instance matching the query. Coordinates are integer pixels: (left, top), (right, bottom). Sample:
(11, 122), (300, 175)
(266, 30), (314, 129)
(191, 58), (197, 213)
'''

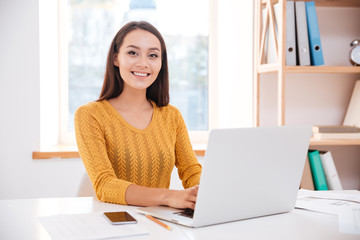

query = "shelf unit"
(254, 0), (360, 189)
(254, 0), (360, 145)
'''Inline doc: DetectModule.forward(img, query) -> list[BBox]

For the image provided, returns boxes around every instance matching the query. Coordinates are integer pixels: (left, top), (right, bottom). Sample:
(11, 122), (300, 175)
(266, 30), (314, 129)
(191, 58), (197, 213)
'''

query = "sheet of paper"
(37, 212), (150, 240)
(298, 189), (360, 203)
(296, 189), (360, 215)
(339, 206), (360, 235)
(296, 196), (360, 215)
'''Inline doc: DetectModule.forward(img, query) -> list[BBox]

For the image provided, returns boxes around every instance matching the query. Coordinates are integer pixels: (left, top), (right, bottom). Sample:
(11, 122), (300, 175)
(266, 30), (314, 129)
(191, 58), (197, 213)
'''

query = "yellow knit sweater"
(74, 100), (202, 205)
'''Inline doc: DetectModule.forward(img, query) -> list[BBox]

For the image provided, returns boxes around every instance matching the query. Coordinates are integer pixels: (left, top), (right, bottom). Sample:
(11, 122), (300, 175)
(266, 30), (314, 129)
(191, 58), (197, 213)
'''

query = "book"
(312, 125), (360, 133)
(285, 1), (297, 66)
(305, 1), (324, 66)
(300, 156), (315, 190)
(295, 1), (311, 66)
(313, 132), (360, 140)
(307, 150), (328, 190)
(319, 151), (343, 190)
(343, 80), (360, 128)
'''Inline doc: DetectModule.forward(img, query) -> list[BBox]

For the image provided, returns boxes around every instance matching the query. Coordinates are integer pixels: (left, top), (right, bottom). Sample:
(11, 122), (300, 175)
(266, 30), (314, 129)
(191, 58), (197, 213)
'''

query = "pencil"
(145, 214), (171, 230)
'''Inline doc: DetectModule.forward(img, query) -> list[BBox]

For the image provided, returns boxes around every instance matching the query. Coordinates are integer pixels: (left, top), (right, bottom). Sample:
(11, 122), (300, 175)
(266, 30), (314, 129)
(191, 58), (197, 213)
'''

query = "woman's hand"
(125, 184), (199, 209)
(165, 185), (199, 210)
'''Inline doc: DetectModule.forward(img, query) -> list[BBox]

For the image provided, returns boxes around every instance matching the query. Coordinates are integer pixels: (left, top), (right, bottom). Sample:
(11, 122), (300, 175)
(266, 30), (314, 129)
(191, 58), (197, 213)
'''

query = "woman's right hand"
(125, 184), (199, 209)
(165, 185), (199, 210)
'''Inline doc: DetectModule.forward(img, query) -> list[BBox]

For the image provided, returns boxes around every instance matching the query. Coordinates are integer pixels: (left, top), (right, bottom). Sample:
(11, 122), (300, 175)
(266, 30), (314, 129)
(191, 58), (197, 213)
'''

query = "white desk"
(0, 197), (358, 240)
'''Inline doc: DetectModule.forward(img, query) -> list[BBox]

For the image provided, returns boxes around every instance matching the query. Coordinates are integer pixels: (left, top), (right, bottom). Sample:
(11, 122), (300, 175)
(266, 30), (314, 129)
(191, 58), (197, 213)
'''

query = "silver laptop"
(137, 126), (312, 228)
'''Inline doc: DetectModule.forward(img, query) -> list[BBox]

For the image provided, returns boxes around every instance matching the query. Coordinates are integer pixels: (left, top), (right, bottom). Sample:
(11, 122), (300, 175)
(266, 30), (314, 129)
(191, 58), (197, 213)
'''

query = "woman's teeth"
(132, 72), (148, 77)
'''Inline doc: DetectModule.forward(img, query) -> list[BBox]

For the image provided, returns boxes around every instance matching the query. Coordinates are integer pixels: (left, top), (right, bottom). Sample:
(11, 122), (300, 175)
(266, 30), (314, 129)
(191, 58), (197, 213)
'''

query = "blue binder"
(305, 1), (324, 66)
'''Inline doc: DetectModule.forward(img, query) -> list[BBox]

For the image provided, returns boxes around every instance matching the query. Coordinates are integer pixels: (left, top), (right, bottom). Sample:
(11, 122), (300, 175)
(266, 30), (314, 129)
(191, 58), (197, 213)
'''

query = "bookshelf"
(254, 0), (360, 189)
(254, 0), (360, 135)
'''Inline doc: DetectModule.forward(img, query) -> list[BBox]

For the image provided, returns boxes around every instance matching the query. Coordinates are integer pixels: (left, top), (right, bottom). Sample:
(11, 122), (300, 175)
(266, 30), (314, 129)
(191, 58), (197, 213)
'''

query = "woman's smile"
(132, 71), (150, 77)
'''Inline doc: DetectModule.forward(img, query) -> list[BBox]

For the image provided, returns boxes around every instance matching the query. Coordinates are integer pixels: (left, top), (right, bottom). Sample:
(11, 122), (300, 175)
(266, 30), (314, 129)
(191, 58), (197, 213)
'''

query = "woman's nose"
(136, 55), (149, 68)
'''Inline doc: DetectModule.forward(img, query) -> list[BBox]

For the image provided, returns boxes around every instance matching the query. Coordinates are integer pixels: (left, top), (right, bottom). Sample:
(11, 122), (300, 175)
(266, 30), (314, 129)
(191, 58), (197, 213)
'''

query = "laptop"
(137, 126), (312, 228)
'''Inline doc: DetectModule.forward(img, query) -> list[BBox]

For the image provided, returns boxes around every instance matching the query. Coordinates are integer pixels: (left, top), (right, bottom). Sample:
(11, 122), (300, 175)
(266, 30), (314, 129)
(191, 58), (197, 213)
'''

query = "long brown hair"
(97, 21), (169, 107)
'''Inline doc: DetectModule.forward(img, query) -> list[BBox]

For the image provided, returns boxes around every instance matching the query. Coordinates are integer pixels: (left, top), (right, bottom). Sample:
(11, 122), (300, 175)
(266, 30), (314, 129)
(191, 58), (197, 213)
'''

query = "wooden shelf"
(310, 138), (360, 146)
(32, 150), (80, 159)
(314, 0), (360, 7)
(258, 65), (360, 74)
(260, 0), (360, 7)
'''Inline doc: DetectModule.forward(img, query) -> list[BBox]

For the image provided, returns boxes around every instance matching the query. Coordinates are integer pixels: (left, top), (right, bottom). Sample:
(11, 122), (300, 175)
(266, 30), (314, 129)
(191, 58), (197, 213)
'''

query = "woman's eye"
(149, 53), (158, 58)
(128, 51), (138, 56)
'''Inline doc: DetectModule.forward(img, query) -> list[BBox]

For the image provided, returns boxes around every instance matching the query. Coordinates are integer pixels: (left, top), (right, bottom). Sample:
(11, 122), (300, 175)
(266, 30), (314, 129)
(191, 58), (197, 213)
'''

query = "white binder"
(295, 1), (310, 66)
(286, 1), (297, 66)
(319, 151), (343, 190)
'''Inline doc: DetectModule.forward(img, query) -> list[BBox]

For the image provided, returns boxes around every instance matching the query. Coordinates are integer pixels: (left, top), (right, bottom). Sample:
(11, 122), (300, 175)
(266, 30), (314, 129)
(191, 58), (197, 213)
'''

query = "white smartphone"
(103, 211), (137, 225)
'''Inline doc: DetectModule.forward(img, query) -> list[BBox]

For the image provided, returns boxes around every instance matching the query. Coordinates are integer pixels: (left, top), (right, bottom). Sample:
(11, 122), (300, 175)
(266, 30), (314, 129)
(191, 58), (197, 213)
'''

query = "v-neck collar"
(102, 100), (157, 134)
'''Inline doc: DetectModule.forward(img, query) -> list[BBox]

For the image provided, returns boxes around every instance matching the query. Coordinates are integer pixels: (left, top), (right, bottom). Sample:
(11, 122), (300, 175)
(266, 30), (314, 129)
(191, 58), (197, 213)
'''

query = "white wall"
(214, 0), (253, 128)
(0, 0), (85, 199)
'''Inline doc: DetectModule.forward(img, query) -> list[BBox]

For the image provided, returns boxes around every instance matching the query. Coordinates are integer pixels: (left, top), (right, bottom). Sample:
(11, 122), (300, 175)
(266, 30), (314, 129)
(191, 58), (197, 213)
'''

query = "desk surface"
(0, 197), (358, 240)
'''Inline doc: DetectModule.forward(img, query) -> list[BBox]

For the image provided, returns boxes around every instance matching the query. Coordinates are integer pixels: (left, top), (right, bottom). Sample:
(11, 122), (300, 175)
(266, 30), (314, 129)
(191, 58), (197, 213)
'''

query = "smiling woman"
(74, 21), (202, 209)
(60, 0), (210, 147)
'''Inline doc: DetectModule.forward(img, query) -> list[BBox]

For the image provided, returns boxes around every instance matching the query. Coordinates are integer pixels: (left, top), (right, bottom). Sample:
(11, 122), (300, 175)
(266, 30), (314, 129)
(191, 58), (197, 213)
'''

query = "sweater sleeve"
(74, 104), (132, 205)
(174, 109), (202, 188)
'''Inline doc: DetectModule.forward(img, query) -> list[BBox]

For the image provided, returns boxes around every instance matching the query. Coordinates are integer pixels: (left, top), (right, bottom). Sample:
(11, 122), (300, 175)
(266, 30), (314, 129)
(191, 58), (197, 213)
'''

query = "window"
(39, 0), (253, 149)
(59, 0), (209, 144)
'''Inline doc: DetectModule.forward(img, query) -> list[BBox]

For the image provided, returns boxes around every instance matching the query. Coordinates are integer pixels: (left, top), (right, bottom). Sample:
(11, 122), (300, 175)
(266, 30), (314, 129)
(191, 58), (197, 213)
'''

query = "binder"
(306, 1), (324, 65)
(319, 151), (343, 190)
(295, 1), (310, 66)
(307, 150), (328, 190)
(286, 1), (297, 66)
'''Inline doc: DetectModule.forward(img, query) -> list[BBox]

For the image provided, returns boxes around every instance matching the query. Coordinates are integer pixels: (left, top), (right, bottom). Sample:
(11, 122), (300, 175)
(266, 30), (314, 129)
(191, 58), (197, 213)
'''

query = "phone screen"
(104, 211), (137, 225)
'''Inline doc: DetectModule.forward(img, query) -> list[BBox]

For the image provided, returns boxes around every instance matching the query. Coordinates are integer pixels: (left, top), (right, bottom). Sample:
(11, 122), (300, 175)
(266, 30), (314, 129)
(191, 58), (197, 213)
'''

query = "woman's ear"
(113, 54), (119, 67)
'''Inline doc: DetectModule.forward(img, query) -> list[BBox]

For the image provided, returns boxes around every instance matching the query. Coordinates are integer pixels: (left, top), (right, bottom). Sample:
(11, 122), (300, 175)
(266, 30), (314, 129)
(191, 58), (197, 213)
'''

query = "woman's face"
(114, 29), (162, 92)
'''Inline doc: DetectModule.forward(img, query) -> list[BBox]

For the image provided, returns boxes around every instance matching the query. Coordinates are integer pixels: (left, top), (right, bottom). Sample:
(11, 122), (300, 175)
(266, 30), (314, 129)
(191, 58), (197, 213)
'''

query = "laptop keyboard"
(174, 208), (194, 218)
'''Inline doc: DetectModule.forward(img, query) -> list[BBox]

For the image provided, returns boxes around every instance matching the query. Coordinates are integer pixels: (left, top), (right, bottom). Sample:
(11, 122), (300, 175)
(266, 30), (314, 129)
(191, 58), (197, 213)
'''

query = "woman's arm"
(174, 109), (202, 188)
(75, 104), (132, 204)
(125, 184), (199, 209)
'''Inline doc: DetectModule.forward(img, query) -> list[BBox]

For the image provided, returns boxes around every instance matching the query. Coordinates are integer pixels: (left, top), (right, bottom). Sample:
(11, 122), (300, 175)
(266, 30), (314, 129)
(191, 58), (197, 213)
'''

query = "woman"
(74, 21), (202, 210)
